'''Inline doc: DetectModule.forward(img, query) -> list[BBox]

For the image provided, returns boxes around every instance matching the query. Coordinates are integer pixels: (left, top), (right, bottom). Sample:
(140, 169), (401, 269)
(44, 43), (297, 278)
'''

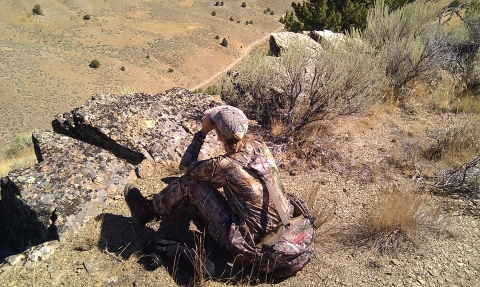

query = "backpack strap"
(228, 152), (290, 226)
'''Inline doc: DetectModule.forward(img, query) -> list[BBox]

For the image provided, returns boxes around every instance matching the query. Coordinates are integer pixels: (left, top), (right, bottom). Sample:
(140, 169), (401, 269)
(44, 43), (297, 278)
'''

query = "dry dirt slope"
(0, 0), (291, 152)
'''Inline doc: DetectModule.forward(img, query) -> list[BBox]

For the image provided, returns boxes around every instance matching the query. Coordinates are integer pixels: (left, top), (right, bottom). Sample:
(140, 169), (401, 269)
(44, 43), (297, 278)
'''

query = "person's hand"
(200, 109), (215, 135)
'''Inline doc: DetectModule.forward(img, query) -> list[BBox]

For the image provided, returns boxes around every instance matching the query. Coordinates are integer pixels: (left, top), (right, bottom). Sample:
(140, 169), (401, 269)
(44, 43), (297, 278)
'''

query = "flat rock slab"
(0, 131), (136, 260)
(52, 88), (224, 171)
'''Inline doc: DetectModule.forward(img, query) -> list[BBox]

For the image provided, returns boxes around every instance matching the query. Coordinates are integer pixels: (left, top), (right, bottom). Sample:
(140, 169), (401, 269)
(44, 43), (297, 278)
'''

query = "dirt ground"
(0, 0), (291, 152)
(1, 105), (479, 287)
(1, 0), (479, 286)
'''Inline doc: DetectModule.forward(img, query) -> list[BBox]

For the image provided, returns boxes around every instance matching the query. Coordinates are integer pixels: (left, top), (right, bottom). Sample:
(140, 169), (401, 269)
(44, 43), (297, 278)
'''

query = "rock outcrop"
(0, 88), (224, 261)
(269, 32), (322, 56)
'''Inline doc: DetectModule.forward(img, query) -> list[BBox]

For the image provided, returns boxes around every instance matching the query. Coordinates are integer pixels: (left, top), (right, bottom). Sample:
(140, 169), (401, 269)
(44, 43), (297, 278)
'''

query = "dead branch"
(435, 155), (480, 191)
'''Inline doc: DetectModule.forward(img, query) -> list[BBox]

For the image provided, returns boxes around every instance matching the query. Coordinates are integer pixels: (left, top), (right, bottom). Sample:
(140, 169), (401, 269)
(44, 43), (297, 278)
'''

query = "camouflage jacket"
(180, 132), (292, 242)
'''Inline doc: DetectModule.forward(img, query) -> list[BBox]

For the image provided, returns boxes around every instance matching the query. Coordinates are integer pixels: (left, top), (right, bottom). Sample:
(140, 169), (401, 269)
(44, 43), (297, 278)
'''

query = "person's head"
(209, 105), (249, 153)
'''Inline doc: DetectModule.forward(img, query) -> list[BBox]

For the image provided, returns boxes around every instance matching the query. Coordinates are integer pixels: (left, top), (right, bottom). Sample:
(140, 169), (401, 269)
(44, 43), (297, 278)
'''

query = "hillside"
(0, 0), (291, 151)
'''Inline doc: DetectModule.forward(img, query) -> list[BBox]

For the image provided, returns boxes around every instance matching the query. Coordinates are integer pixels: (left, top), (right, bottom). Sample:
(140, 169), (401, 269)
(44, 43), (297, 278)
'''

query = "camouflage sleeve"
(179, 132), (228, 185)
(179, 131), (205, 174)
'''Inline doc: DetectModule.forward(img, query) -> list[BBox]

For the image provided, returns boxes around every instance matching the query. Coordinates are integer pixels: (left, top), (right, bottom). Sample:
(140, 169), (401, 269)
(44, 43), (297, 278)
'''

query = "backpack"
(227, 151), (316, 277)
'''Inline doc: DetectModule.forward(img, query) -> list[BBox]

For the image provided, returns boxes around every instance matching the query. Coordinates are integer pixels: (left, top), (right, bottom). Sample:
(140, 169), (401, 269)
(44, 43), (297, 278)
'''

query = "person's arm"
(179, 110), (215, 174)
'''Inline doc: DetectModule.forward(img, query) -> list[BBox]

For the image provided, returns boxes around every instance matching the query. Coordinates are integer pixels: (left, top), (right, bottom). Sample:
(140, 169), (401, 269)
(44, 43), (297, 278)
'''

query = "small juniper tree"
(83, 14), (91, 20)
(32, 4), (43, 15)
(221, 38), (228, 47)
(212, 11), (216, 16)
(215, 1), (220, 6)
(89, 59), (100, 68)
(215, 35), (220, 39)
(241, 2), (246, 8)
(120, 66), (125, 71)
(229, 17), (234, 21)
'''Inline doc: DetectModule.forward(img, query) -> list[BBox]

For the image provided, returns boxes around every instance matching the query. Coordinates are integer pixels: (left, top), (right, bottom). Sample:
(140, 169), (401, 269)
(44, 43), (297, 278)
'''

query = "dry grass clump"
(305, 182), (337, 243)
(0, 132), (37, 177)
(356, 188), (448, 253)
(422, 114), (480, 165)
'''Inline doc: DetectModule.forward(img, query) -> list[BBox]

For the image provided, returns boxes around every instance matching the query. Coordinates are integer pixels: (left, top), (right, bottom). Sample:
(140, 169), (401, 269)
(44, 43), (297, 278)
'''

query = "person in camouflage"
(124, 105), (292, 252)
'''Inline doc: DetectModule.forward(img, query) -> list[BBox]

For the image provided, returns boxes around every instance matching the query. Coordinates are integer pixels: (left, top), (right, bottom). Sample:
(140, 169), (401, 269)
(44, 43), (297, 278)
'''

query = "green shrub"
(83, 14), (91, 20)
(168, 68), (174, 73)
(360, 0), (455, 97)
(229, 17), (234, 21)
(264, 10), (268, 14)
(448, 0), (461, 8)
(120, 66), (125, 71)
(2, 132), (34, 158)
(206, 85), (219, 95)
(146, 54), (150, 59)
(221, 40), (386, 140)
(249, 20), (253, 25)
(270, 11), (275, 15)
(241, 2), (246, 8)
(215, 1), (220, 6)
(267, 8), (271, 12)
(32, 4), (43, 15)
(89, 59), (100, 68)
(212, 11), (216, 16)
(215, 35), (219, 39)
(465, 0), (480, 44)
(221, 38), (228, 47)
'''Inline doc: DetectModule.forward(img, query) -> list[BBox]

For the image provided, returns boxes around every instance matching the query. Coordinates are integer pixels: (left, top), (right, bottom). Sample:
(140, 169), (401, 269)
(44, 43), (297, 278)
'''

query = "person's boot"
(124, 183), (157, 226)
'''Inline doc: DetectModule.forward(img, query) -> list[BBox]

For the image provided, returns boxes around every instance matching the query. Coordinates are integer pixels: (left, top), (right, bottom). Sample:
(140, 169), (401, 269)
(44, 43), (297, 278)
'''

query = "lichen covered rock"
(0, 131), (136, 259)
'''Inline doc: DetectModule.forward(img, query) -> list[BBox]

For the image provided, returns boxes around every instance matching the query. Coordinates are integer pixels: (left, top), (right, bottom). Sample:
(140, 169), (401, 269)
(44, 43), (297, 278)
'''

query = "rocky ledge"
(0, 88), (223, 261)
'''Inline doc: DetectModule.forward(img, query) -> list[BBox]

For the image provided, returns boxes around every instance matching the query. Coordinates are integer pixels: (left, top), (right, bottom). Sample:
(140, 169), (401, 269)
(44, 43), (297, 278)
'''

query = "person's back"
(124, 105), (313, 277)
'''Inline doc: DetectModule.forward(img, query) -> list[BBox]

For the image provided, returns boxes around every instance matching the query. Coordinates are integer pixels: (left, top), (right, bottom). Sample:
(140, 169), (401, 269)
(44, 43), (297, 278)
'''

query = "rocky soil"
(1, 105), (478, 287)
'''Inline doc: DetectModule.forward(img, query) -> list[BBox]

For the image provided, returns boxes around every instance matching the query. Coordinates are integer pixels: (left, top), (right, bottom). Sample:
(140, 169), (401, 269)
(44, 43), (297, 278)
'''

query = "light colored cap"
(209, 105), (248, 140)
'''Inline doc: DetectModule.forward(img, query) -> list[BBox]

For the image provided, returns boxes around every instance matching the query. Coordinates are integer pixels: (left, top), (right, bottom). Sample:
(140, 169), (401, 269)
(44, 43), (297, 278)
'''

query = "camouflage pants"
(152, 176), (232, 249)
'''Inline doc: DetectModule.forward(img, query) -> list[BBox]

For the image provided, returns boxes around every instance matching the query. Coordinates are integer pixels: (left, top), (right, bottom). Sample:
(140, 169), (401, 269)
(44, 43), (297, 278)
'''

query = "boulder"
(308, 30), (346, 45)
(269, 32), (322, 56)
(52, 88), (224, 175)
(0, 131), (136, 260)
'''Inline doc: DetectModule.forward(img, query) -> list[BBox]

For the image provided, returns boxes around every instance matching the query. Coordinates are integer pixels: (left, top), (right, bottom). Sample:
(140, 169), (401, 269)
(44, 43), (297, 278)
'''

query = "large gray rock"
(269, 32), (322, 56)
(308, 30), (346, 45)
(0, 131), (136, 259)
(52, 88), (224, 176)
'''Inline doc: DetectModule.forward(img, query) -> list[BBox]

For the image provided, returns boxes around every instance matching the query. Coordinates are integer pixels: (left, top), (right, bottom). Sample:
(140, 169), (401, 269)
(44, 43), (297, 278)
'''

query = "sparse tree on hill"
(221, 38), (228, 47)
(89, 59), (100, 69)
(32, 4), (43, 16)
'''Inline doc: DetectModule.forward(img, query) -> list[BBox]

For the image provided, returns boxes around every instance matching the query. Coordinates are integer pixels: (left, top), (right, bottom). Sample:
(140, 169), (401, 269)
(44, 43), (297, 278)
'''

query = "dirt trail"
(189, 27), (284, 91)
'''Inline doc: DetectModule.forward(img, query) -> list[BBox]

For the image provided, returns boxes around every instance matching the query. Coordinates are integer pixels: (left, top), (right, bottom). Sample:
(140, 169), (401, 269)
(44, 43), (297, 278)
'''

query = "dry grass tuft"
(0, 147), (37, 178)
(422, 114), (480, 165)
(356, 188), (447, 253)
(117, 85), (137, 96)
